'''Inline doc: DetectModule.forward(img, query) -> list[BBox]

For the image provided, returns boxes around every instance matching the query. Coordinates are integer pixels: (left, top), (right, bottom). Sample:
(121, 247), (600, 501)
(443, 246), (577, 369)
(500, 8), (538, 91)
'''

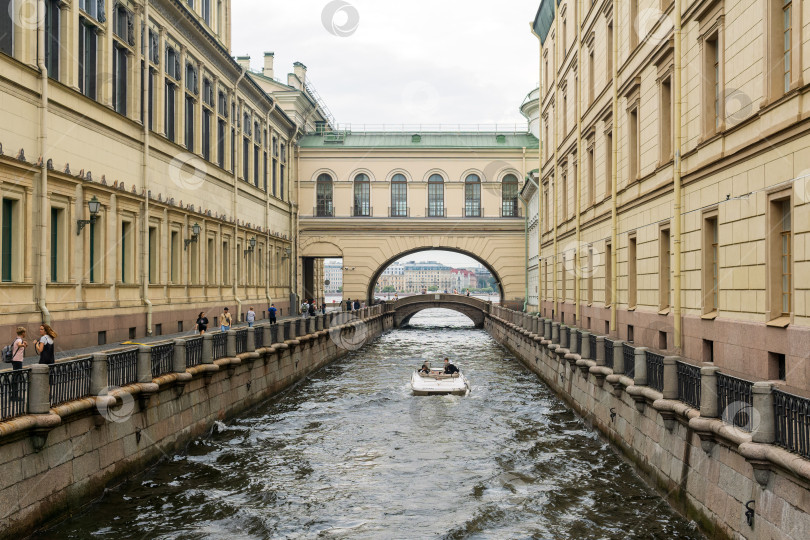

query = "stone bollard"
(262, 325), (272, 347)
(612, 339), (625, 374)
(634, 347), (648, 386)
(247, 328), (256, 352)
(532, 315), (540, 335)
(544, 319), (551, 340)
(228, 330), (239, 357)
(662, 356), (679, 400)
(752, 382), (775, 444)
(595, 336), (605, 366)
(137, 346), (152, 383)
(560, 325), (569, 349)
(552, 322), (560, 344)
(570, 329), (579, 355)
(580, 332), (591, 361)
(28, 364), (50, 415)
(699, 366), (719, 418)
(173, 339), (186, 373)
(202, 333), (214, 364)
(316, 314), (324, 331)
(90, 353), (109, 395)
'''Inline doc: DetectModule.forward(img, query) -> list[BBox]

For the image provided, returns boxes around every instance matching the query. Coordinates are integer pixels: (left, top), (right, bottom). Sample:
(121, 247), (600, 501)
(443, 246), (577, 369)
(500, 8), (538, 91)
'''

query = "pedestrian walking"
(35, 324), (57, 365)
(308, 301), (316, 317)
(268, 303), (277, 325)
(345, 298), (351, 312)
(353, 299), (360, 311)
(220, 307), (232, 332)
(195, 312), (209, 335)
(247, 307), (256, 327)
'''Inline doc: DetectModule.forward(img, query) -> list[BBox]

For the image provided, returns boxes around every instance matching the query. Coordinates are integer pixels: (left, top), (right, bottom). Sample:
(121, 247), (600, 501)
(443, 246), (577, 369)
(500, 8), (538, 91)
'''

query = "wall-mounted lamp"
(184, 223), (201, 250)
(281, 247), (292, 259)
(243, 236), (257, 256)
(76, 195), (101, 235)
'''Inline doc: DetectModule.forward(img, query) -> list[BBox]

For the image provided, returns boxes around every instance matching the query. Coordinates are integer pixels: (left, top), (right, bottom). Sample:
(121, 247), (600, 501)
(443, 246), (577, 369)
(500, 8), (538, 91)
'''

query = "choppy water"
(40, 309), (703, 539)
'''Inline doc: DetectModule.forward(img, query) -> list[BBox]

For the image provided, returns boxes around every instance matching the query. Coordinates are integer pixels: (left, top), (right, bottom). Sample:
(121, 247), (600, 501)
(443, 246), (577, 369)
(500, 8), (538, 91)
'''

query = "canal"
(40, 310), (703, 539)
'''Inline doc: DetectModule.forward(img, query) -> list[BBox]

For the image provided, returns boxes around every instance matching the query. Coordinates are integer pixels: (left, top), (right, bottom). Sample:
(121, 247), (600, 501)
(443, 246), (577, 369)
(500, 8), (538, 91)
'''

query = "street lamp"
(243, 236), (257, 256)
(76, 195), (101, 235)
(184, 223), (201, 250)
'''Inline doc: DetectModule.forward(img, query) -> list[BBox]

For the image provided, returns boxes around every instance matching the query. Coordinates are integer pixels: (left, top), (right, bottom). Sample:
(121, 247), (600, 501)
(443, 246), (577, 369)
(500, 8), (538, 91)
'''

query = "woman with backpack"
(10, 327), (27, 370)
(35, 324), (57, 365)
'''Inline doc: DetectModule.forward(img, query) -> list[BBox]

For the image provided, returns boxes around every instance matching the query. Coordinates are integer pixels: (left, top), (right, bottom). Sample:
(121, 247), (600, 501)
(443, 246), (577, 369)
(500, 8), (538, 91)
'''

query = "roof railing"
(309, 123), (531, 135)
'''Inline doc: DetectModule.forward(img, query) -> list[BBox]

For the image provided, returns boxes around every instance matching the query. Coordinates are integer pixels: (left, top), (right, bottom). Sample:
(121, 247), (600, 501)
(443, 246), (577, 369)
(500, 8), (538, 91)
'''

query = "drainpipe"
(36, 0), (50, 325)
(232, 66), (246, 321)
(575, 0), (582, 326)
(673, 0), (683, 352)
(610, 1), (619, 335)
(140, 0), (152, 335)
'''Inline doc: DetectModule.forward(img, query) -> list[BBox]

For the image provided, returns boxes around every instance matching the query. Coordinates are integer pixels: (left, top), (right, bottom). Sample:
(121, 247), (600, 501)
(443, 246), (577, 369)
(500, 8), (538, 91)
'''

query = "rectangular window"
(148, 226), (157, 284)
(272, 157), (278, 196)
(561, 170), (568, 220)
(254, 144), (260, 187)
(112, 44), (127, 115)
(587, 144), (595, 206)
(280, 164), (285, 200)
(428, 181), (445, 217)
(146, 68), (155, 130)
(768, 198), (792, 318)
(704, 35), (720, 133)
(202, 109), (211, 161)
(628, 236), (637, 309)
(1, 198), (15, 282)
(45, 0), (60, 79)
(588, 50), (594, 104)
(605, 242), (612, 307)
(783, 0), (792, 93)
(222, 241), (230, 284)
(217, 119), (225, 168)
(165, 82), (176, 142)
(207, 237), (215, 284)
(185, 95), (194, 151)
(660, 77), (672, 161)
(243, 137), (249, 180)
(605, 130), (612, 198)
(50, 207), (66, 282)
(606, 22), (613, 83)
(89, 218), (100, 283)
(659, 227), (671, 310)
(231, 128), (235, 173)
(202, 0), (211, 25)
(0, 0), (13, 56)
(628, 108), (639, 181)
(121, 221), (133, 283)
(79, 18), (97, 99)
(703, 215), (719, 313)
(170, 230), (180, 284)
(587, 247), (594, 304)
(263, 151), (268, 191)
(562, 254), (567, 302)
(630, 0), (639, 48)
(190, 236), (199, 284)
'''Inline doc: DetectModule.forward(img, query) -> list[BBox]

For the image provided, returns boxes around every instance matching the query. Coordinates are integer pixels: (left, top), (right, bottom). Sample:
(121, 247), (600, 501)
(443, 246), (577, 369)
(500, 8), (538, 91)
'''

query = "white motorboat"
(411, 367), (470, 396)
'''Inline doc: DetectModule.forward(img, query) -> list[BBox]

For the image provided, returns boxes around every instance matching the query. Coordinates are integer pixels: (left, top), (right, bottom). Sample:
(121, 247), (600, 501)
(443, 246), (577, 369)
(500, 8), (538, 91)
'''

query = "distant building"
(324, 261), (343, 293)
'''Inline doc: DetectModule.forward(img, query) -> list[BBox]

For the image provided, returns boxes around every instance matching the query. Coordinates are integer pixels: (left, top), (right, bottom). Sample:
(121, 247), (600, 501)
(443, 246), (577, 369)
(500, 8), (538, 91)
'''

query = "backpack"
(2, 341), (17, 363)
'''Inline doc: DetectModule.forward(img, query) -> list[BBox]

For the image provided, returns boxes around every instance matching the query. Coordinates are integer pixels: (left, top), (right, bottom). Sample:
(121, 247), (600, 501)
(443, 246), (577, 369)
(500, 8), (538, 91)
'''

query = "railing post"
(226, 330), (237, 357)
(173, 339), (187, 373)
(581, 332), (591, 361)
(543, 319), (551, 340)
(595, 336), (605, 366)
(699, 366), (719, 418)
(247, 328), (256, 352)
(90, 353), (108, 394)
(202, 333), (214, 364)
(752, 382), (775, 444)
(263, 324), (272, 347)
(137, 346), (152, 383)
(559, 325), (569, 348)
(662, 356), (679, 400)
(569, 329), (579, 354)
(634, 347), (648, 386)
(551, 322), (560, 344)
(612, 340), (625, 374)
(28, 364), (50, 415)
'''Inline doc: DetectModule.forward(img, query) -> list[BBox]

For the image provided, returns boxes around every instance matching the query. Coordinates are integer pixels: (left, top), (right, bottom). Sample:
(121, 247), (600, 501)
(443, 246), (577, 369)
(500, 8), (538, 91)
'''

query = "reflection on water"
(41, 309), (702, 539)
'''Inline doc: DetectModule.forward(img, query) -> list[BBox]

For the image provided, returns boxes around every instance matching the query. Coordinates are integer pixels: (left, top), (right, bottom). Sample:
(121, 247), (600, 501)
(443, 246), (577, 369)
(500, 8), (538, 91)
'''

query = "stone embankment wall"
(0, 308), (393, 539)
(486, 309), (810, 540)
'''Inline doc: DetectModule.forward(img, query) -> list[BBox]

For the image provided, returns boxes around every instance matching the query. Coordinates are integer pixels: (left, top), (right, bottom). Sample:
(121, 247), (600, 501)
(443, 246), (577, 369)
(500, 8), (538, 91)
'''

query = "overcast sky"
(232, 0), (540, 127)
(326, 250), (485, 268)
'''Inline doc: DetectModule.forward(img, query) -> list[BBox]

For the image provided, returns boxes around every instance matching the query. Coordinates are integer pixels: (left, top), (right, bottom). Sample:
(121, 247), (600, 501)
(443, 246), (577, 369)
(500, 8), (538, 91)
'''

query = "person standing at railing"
(220, 308), (232, 332)
(247, 307), (256, 328)
(268, 304), (277, 325)
(35, 324), (57, 365)
(195, 312), (209, 335)
(11, 327), (27, 370)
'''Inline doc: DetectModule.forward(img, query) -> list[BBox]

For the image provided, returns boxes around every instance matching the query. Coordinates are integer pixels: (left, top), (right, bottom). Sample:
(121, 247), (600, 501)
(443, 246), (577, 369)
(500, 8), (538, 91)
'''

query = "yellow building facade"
(528, 0), (810, 391)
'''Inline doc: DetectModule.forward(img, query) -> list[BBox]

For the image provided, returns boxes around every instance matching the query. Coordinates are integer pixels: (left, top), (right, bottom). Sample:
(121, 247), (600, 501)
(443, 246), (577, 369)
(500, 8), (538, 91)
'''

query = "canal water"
(41, 310), (703, 539)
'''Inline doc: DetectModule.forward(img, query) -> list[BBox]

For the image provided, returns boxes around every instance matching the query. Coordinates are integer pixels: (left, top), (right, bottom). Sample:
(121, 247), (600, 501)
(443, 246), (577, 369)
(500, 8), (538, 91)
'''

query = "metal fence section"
(186, 337), (203, 368)
(676, 361), (701, 408)
(212, 332), (227, 359)
(0, 369), (28, 421)
(717, 373), (755, 432)
(590, 334), (598, 364)
(774, 389), (810, 459)
(645, 351), (665, 392)
(107, 348), (138, 388)
(254, 326), (265, 349)
(576, 330), (582, 354)
(235, 328), (248, 355)
(150, 343), (175, 378)
(49, 357), (92, 406)
(623, 343), (635, 379)
(604, 338), (614, 369)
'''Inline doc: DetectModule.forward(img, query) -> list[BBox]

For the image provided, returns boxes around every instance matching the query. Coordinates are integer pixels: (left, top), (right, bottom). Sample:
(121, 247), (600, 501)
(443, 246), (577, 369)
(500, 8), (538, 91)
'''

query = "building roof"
(299, 131), (539, 149)
(532, 1), (558, 45)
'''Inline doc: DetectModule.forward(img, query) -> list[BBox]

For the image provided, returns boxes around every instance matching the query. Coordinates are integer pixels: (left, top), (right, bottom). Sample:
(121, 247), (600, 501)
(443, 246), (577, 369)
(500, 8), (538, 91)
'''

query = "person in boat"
(418, 362), (431, 375)
(443, 358), (459, 376)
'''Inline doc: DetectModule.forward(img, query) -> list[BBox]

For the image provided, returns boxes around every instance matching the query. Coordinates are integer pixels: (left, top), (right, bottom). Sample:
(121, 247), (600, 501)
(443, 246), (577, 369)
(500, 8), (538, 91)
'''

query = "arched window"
(353, 173), (370, 216)
(464, 174), (481, 217)
(427, 174), (445, 217)
(502, 174), (519, 217)
(316, 173), (333, 217)
(391, 174), (408, 217)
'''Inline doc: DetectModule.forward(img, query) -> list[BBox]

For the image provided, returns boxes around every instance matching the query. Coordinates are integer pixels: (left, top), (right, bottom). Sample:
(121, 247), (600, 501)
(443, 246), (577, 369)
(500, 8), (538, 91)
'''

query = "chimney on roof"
(263, 52), (274, 79)
(236, 55), (251, 72)
(289, 61), (307, 90)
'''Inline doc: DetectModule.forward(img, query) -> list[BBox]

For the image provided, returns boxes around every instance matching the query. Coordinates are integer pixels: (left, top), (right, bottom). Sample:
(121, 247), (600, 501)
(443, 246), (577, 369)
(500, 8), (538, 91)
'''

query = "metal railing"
(107, 348), (138, 388)
(150, 343), (174, 378)
(254, 326), (265, 349)
(623, 343), (636, 379)
(717, 373), (755, 432)
(49, 357), (92, 406)
(351, 206), (372, 217)
(0, 369), (28, 421)
(590, 334), (598, 364)
(676, 361), (701, 408)
(212, 332), (227, 359)
(328, 122), (529, 133)
(314, 205), (334, 217)
(501, 205), (522, 218)
(426, 207), (447, 218)
(604, 338), (615, 370)
(645, 351), (665, 392)
(389, 206), (409, 217)
(774, 389), (810, 459)
(463, 206), (483, 218)
(235, 328), (248, 354)
(186, 337), (203, 368)
(576, 330), (582, 354)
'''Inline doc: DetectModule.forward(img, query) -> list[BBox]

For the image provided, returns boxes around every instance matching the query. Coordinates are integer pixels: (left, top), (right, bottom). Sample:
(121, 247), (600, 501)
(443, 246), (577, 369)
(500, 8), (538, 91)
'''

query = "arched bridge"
(388, 294), (492, 328)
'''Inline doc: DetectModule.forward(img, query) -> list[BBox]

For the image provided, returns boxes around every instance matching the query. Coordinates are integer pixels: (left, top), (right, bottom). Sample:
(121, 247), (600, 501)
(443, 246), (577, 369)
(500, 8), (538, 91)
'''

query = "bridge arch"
(367, 247), (504, 303)
(390, 294), (491, 328)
